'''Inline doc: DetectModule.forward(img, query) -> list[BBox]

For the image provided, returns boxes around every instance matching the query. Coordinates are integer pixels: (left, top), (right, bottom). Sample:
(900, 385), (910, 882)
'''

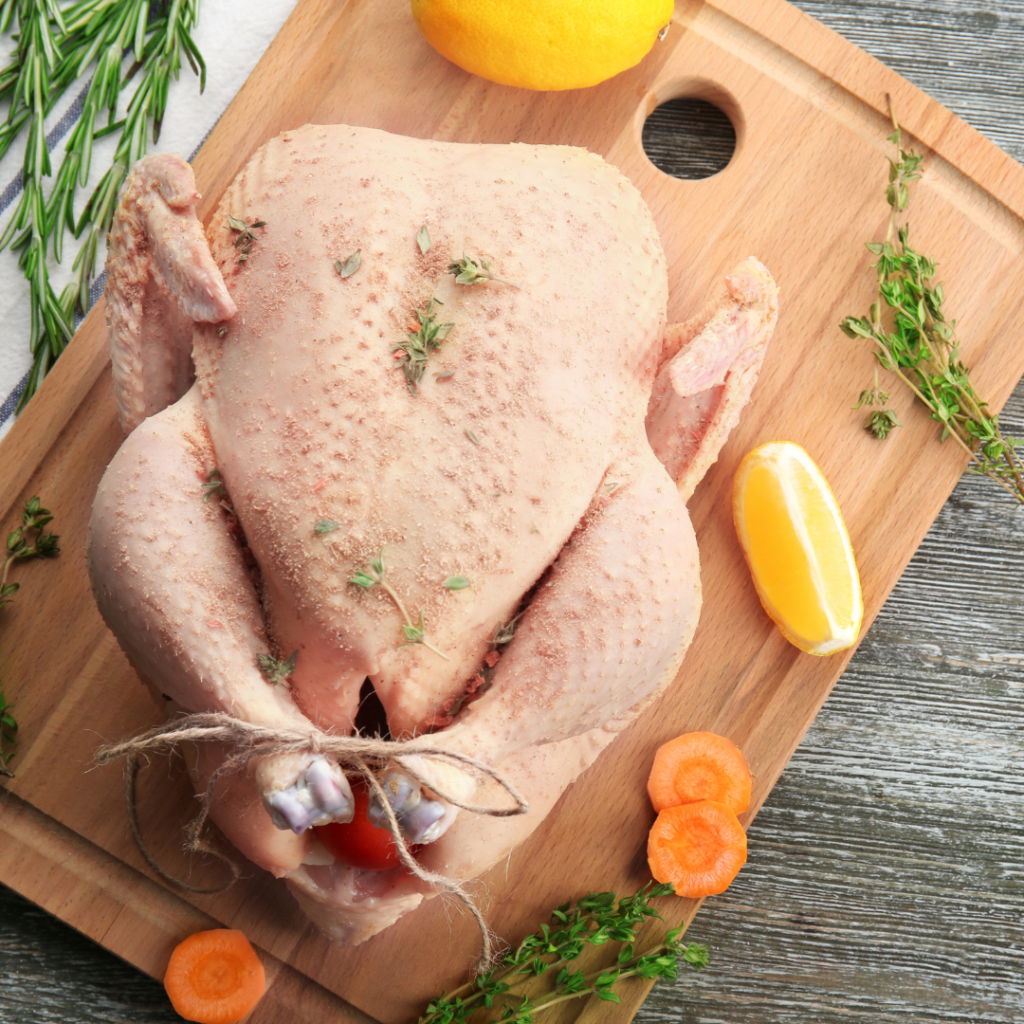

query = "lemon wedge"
(733, 442), (862, 655)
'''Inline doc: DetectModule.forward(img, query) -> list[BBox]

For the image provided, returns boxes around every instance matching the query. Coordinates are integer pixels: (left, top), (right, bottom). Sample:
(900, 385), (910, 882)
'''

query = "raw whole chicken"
(87, 123), (778, 943)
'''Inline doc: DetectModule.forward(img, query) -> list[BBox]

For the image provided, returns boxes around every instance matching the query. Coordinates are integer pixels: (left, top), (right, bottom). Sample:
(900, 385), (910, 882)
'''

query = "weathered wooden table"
(2, 1), (1023, 1021)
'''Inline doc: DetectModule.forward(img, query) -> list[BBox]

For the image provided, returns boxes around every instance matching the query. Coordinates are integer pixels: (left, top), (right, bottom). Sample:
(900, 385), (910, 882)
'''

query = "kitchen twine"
(95, 712), (529, 969)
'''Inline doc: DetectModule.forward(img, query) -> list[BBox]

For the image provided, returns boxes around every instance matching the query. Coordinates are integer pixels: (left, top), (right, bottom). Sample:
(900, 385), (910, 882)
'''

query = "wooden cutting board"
(3, 1), (1024, 1021)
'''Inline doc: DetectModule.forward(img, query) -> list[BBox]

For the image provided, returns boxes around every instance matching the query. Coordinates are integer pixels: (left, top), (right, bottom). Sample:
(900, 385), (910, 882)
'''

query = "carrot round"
(164, 929), (266, 1024)
(647, 731), (751, 814)
(647, 800), (747, 897)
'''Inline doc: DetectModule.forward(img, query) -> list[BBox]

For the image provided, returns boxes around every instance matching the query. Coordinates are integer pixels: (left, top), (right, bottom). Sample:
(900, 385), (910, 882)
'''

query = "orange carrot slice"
(647, 731), (751, 814)
(164, 929), (266, 1024)
(647, 800), (747, 897)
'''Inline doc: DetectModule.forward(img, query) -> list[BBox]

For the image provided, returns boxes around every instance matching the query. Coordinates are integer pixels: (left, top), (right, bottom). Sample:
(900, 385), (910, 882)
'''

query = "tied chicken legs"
(88, 123), (778, 943)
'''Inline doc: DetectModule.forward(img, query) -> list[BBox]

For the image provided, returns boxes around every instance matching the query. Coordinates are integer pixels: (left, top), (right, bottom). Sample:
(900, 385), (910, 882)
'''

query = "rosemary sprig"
(1, 496), (60, 608)
(228, 213), (266, 262)
(0, 689), (17, 776)
(393, 298), (453, 391)
(348, 549), (450, 660)
(417, 884), (708, 1024)
(0, 0), (206, 413)
(448, 253), (514, 287)
(257, 650), (297, 686)
(840, 105), (1024, 504)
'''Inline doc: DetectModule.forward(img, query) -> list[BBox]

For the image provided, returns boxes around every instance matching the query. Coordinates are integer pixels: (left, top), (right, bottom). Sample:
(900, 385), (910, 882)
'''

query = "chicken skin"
(88, 123), (778, 942)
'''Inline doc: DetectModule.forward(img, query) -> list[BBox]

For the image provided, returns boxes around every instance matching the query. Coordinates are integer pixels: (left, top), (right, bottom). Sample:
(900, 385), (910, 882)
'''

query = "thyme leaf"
(448, 253), (515, 287)
(465, 429), (480, 445)
(392, 298), (454, 391)
(416, 883), (708, 1024)
(443, 576), (471, 591)
(416, 224), (432, 254)
(840, 102), (1024, 503)
(257, 650), (298, 686)
(865, 408), (901, 440)
(315, 518), (340, 534)
(335, 250), (361, 279)
(399, 609), (430, 646)
(349, 569), (377, 588)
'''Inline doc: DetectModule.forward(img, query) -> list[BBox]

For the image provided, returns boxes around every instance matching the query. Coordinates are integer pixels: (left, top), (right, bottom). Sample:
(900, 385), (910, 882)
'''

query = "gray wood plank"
(3, 2), (1024, 1023)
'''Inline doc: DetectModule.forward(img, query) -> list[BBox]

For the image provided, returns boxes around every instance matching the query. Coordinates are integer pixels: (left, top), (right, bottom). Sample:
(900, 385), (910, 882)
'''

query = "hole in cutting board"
(642, 98), (736, 179)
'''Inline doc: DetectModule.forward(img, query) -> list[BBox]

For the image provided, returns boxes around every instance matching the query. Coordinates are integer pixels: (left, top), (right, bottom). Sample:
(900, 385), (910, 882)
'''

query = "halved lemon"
(733, 442), (862, 656)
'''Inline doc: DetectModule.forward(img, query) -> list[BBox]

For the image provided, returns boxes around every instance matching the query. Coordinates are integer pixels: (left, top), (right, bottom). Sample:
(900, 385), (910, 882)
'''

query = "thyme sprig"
(348, 549), (450, 661)
(448, 254), (514, 287)
(0, 496), (60, 777)
(840, 106), (1024, 503)
(0, 0), (206, 413)
(393, 298), (453, 391)
(418, 884), (709, 1024)
(227, 214), (266, 263)
(201, 467), (224, 502)
(257, 650), (297, 686)
(0, 689), (17, 776)
(1, 496), (60, 608)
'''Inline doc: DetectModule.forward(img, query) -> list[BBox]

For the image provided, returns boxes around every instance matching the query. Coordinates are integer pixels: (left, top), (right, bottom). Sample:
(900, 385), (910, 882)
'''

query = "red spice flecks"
(313, 476), (328, 491)
(483, 651), (500, 669)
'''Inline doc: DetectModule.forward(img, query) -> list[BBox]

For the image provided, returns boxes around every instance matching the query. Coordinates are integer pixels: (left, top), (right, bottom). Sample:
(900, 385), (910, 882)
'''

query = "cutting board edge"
(1, 0), (1024, 1021)
(0, 786), (380, 1024)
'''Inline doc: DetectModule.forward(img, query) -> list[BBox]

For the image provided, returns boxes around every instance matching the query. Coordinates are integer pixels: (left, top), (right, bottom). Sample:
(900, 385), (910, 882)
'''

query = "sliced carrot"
(647, 731), (751, 814)
(647, 800), (747, 898)
(164, 929), (266, 1024)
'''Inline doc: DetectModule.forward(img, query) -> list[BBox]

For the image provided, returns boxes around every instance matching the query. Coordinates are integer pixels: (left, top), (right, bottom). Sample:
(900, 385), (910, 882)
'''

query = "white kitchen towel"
(0, 0), (300, 441)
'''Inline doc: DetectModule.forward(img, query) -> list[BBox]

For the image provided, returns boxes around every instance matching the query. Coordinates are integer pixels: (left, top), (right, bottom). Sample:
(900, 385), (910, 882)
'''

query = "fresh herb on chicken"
(227, 215), (267, 263)
(448, 253), (514, 286)
(349, 550), (450, 660)
(257, 650), (298, 686)
(393, 298), (454, 391)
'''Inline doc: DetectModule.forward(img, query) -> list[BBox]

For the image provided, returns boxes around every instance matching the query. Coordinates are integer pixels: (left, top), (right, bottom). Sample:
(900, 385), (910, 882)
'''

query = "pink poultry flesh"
(87, 123), (778, 944)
